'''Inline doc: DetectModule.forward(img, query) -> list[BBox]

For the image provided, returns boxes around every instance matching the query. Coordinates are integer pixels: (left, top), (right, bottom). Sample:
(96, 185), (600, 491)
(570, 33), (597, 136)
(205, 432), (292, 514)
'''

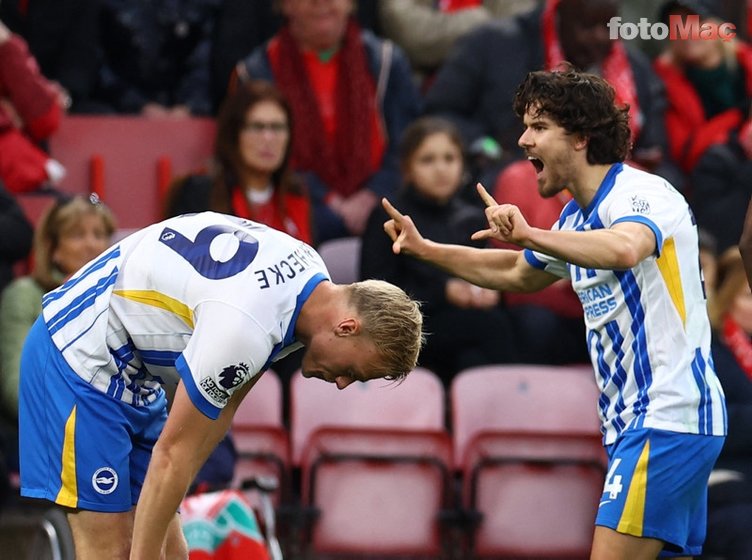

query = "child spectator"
(360, 116), (518, 385)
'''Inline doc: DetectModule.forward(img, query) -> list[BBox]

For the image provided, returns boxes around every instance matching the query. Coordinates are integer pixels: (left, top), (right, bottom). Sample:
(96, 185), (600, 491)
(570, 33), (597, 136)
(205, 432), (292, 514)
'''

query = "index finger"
(476, 183), (498, 208)
(382, 197), (405, 221)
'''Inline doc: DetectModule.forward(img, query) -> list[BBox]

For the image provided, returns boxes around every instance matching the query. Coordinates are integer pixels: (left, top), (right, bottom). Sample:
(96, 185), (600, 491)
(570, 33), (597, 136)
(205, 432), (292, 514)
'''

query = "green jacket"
(0, 276), (43, 419)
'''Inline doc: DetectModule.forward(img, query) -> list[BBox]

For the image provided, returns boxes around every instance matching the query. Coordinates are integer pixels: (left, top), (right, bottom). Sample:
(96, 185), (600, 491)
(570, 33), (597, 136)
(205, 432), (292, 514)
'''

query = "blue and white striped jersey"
(41, 212), (330, 419)
(524, 163), (726, 444)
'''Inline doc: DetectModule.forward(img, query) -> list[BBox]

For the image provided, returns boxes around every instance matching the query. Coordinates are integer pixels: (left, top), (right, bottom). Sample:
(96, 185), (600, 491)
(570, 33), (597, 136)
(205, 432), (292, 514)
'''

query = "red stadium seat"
(231, 370), (290, 507)
(47, 115), (215, 229)
(290, 368), (454, 557)
(316, 236), (361, 284)
(450, 364), (606, 559)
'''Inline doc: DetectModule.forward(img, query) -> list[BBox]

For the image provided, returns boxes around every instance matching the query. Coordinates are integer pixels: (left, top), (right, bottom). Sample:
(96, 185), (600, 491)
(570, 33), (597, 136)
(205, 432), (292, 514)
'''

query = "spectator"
(378, 0), (538, 88)
(740, 199), (752, 288)
(705, 247), (752, 560)
(0, 0), (101, 113)
(360, 116), (518, 384)
(233, 0), (422, 243)
(0, 179), (33, 298)
(91, 0), (221, 117)
(0, 195), (115, 422)
(0, 194), (113, 478)
(165, 80), (313, 245)
(211, 0), (383, 112)
(424, 0), (674, 189)
(653, 0), (751, 173)
(653, 0), (752, 254)
(0, 18), (67, 194)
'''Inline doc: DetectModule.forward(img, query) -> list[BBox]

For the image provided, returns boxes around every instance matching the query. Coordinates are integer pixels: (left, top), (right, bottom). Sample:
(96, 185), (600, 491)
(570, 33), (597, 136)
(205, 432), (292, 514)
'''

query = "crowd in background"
(1, 0), (752, 557)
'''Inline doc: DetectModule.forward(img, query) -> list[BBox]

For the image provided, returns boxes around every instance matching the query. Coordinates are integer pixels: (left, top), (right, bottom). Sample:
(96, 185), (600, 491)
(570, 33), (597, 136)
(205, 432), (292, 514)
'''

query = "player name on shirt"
(253, 244), (320, 290)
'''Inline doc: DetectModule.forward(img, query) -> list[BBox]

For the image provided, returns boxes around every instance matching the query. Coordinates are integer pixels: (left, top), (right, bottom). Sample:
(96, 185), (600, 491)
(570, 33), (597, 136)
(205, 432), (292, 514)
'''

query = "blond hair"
(347, 279), (424, 380)
(32, 195), (117, 291)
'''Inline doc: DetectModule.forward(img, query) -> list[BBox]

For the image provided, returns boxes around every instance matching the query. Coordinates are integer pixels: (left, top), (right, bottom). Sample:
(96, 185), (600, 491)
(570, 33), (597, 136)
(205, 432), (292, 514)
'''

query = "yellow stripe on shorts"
(617, 439), (650, 536)
(55, 405), (78, 508)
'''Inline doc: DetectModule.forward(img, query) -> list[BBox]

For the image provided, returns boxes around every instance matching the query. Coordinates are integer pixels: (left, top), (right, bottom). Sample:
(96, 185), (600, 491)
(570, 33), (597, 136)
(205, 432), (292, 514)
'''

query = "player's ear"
(335, 317), (360, 337)
(573, 133), (589, 152)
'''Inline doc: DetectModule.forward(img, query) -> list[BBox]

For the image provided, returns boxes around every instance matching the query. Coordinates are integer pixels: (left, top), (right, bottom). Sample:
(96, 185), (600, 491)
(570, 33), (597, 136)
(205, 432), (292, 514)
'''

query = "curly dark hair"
(512, 63), (632, 164)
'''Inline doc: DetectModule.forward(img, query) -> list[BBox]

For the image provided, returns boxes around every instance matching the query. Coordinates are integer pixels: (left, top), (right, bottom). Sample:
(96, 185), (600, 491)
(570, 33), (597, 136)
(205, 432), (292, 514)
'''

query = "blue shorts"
(596, 427), (725, 557)
(18, 317), (168, 512)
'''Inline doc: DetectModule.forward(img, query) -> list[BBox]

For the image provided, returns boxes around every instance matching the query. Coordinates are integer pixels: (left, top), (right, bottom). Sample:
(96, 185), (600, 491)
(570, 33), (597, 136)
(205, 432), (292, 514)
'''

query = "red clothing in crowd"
(0, 33), (61, 192)
(231, 187), (313, 246)
(653, 42), (752, 172)
(492, 160), (583, 319)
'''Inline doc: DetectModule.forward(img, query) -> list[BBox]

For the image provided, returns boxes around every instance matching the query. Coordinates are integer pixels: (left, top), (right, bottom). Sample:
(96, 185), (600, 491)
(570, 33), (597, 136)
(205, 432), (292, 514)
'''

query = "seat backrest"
(290, 367), (444, 464)
(316, 237), (361, 284)
(232, 370), (284, 429)
(48, 115), (215, 229)
(450, 364), (601, 466)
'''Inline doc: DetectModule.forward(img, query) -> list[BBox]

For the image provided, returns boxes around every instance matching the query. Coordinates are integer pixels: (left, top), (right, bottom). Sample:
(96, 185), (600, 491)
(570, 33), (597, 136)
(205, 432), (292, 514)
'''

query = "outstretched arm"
(473, 185), (656, 270)
(381, 198), (557, 293)
(741, 199), (752, 289)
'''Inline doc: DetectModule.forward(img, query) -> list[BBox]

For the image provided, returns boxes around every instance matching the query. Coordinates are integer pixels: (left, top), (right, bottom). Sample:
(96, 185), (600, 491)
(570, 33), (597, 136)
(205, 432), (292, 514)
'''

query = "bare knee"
(66, 509), (134, 560)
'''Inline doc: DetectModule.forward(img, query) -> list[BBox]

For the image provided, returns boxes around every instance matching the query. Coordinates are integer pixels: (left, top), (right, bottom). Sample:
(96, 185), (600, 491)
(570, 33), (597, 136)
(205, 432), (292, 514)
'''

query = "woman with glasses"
(165, 80), (314, 245)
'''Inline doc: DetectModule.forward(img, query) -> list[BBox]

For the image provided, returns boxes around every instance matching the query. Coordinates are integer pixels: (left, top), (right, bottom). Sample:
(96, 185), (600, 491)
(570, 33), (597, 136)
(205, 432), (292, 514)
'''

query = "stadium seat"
(450, 364), (606, 559)
(290, 368), (454, 557)
(48, 115), (215, 229)
(316, 237), (361, 284)
(231, 370), (290, 507)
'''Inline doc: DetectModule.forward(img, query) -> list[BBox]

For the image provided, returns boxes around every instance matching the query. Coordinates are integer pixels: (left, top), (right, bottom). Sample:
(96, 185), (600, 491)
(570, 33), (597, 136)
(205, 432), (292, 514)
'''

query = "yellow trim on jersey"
(113, 290), (195, 328)
(656, 237), (686, 327)
(55, 405), (78, 508)
(617, 439), (650, 535)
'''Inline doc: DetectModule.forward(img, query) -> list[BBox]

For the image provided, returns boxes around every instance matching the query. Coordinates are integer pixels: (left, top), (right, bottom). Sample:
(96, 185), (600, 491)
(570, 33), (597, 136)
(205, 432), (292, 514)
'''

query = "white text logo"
(608, 15), (736, 42)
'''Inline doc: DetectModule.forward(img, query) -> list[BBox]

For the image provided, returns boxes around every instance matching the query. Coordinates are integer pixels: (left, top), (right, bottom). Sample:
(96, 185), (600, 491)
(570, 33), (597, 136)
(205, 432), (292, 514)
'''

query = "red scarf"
(268, 20), (383, 198)
(541, 0), (642, 142)
(722, 315), (752, 382)
(439, 0), (482, 11)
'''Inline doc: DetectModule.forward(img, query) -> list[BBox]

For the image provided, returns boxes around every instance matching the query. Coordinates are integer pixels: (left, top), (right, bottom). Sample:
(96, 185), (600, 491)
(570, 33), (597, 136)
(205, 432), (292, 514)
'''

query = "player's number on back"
(159, 225), (259, 279)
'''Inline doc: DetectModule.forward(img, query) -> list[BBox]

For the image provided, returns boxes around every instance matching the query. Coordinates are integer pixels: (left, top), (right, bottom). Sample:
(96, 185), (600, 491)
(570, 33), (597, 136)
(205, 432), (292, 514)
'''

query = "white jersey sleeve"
(177, 301), (273, 419)
(601, 172), (686, 257)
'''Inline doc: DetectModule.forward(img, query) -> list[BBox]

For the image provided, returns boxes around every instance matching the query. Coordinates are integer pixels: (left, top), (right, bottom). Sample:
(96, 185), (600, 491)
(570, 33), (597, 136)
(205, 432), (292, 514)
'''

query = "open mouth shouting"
(528, 155), (544, 177)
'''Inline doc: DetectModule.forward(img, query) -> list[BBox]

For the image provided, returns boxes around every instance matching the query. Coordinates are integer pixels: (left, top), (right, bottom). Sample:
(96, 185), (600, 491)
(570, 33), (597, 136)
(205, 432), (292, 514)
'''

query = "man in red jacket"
(0, 19), (67, 193)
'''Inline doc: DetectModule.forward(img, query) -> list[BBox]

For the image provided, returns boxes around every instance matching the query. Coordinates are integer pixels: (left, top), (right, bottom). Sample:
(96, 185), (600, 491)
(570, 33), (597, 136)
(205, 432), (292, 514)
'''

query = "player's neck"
(294, 281), (344, 344)
(570, 163), (614, 208)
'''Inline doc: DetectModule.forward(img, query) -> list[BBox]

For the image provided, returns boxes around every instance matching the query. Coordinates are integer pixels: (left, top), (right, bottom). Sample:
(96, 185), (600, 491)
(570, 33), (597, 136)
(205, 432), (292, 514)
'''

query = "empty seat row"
(236, 364), (606, 559)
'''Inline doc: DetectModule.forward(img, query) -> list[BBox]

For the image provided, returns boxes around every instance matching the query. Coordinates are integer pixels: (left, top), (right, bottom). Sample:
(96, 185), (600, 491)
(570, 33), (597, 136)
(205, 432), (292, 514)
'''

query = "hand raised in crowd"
(339, 189), (378, 236)
(50, 81), (72, 112)
(471, 183), (533, 246)
(0, 20), (11, 44)
(445, 278), (500, 309)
